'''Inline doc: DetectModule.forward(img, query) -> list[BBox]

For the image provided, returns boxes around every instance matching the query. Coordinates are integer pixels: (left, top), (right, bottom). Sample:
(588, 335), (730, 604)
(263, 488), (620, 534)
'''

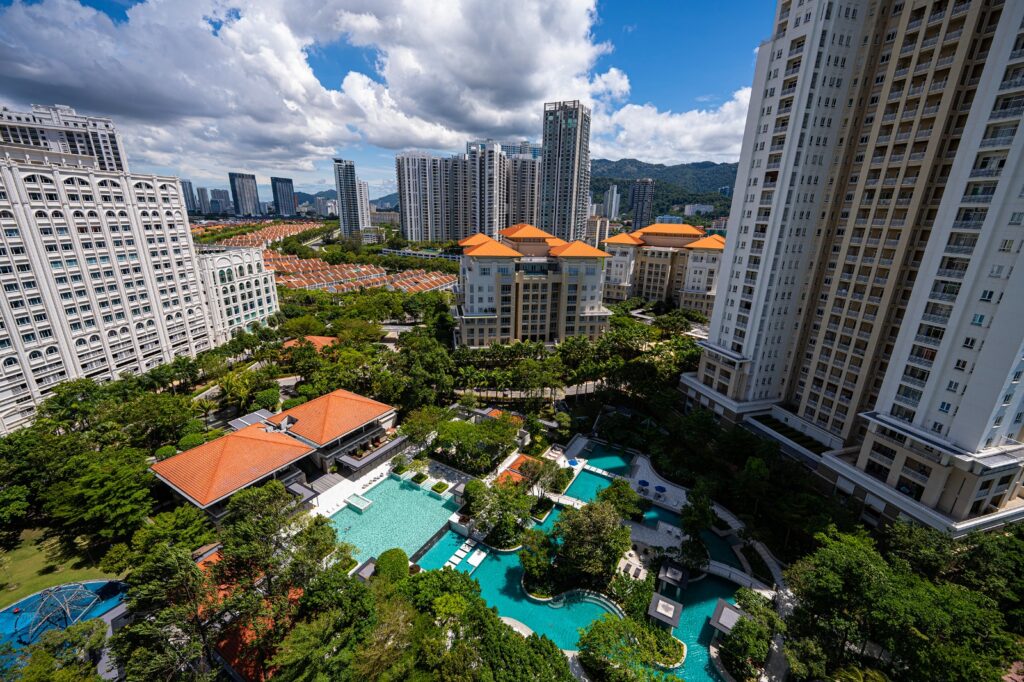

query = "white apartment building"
(455, 225), (610, 347)
(0, 104), (128, 172)
(356, 179), (372, 230)
(195, 246), (278, 344)
(508, 155), (541, 227)
(682, 0), (1024, 535)
(0, 143), (212, 433)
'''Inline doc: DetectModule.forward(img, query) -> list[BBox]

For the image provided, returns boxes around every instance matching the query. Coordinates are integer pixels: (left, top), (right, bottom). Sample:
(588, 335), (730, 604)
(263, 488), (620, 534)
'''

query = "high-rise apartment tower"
(228, 172), (260, 217)
(539, 101), (591, 241)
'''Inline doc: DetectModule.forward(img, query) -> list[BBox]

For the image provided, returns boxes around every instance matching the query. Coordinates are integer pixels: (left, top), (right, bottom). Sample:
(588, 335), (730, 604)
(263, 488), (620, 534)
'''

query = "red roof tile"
(266, 389), (395, 447)
(151, 424), (315, 508)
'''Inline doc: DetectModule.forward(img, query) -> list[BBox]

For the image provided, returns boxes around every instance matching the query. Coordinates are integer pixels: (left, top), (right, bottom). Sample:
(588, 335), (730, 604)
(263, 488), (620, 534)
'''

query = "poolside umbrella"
(654, 485), (667, 493)
(638, 480), (650, 487)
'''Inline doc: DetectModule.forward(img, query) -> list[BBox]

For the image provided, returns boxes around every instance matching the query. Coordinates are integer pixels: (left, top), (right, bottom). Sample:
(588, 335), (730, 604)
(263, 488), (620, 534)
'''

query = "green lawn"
(0, 529), (113, 609)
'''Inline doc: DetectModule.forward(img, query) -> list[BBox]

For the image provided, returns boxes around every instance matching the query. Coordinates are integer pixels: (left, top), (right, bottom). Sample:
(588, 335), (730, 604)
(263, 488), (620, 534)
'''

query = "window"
(954, 359), (968, 371)
(947, 381), (959, 392)
(1011, 212), (1024, 225)
(999, 239), (1013, 252)
(963, 337), (977, 349)
(939, 402), (951, 413)
(971, 314), (985, 326)
(980, 289), (994, 302)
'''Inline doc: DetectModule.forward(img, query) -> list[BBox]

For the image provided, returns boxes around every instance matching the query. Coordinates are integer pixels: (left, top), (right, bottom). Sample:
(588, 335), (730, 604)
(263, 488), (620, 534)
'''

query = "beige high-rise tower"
(681, 0), (1024, 535)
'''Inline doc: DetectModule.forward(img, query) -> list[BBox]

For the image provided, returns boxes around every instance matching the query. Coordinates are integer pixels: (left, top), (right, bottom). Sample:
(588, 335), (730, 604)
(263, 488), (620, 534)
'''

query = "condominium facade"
(630, 178), (655, 228)
(539, 101), (591, 241)
(507, 155), (541, 227)
(228, 172), (260, 217)
(210, 189), (231, 215)
(602, 224), (724, 315)
(195, 246), (278, 344)
(455, 224), (610, 347)
(270, 176), (296, 217)
(681, 0), (1024, 535)
(0, 104), (128, 172)
(197, 187), (211, 214)
(0, 143), (212, 433)
(333, 159), (360, 237)
(395, 145), (509, 242)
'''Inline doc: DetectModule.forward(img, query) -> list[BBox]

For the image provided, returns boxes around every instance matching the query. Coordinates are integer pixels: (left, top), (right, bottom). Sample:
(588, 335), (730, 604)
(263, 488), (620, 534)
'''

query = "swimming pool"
(329, 477), (461, 565)
(641, 505), (744, 571)
(418, 530), (619, 649)
(1, 580), (126, 649)
(663, 576), (737, 681)
(565, 469), (613, 502)
(585, 443), (634, 475)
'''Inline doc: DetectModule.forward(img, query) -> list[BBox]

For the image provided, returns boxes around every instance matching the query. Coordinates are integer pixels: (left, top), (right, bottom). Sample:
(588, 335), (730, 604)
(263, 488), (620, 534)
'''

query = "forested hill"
(590, 159), (737, 194)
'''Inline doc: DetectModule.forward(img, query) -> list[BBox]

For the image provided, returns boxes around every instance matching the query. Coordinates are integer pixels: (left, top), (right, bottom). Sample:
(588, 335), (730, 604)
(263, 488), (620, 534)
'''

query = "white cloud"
(0, 0), (751, 189)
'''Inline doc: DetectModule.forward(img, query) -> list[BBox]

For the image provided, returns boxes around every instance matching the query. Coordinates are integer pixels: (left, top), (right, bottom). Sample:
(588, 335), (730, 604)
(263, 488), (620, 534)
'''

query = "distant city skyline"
(0, 1), (774, 196)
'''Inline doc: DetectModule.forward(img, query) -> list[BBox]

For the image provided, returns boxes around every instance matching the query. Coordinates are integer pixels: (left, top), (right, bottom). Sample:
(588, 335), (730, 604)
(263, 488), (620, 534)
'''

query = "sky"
(0, 0), (775, 198)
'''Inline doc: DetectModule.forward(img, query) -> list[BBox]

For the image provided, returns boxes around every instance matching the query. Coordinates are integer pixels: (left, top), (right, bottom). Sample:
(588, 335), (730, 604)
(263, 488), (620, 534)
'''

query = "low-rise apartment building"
(454, 224), (610, 347)
(195, 245), (279, 344)
(602, 223), (724, 315)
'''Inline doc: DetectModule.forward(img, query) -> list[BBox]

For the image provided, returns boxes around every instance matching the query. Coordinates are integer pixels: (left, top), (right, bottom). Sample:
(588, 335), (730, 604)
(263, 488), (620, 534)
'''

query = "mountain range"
(293, 189), (400, 209)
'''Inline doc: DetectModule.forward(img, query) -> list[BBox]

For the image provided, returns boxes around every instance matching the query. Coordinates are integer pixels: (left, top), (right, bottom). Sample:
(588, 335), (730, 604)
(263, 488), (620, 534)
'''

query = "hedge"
(375, 548), (410, 582)
(177, 433), (208, 451)
(431, 481), (449, 494)
(155, 445), (178, 460)
(411, 472), (429, 485)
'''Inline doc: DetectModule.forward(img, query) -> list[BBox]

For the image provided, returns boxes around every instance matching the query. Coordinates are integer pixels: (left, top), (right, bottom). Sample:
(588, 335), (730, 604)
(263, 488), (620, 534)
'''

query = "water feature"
(1, 581), (126, 649)
(329, 476), (461, 565)
(564, 468), (613, 502)
(584, 443), (634, 475)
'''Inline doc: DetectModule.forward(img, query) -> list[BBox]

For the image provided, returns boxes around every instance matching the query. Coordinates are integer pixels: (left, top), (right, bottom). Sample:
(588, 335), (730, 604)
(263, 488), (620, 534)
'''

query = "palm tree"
(193, 398), (218, 427)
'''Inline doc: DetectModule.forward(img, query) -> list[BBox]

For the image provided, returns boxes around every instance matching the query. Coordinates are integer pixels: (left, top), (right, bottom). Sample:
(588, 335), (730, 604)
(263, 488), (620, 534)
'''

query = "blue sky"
(0, 0), (775, 198)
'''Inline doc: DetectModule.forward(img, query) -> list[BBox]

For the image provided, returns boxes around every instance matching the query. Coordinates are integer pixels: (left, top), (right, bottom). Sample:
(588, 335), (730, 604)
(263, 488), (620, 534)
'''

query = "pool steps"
(443, 538), (480, 570)
(345, 493), (373, 512)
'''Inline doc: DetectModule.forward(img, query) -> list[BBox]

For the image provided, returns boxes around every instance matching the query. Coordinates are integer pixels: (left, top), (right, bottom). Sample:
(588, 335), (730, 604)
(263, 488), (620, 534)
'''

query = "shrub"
(462, 479), (488, 516)
(254, 386), (280, 411)
(204, 429), (224, 442)
(552, 467), (574, 493)
(154, 445), (178, 460)
(180, 418), (206, 436)
(177, 433), (207, 451)
(281, 396), (307, 410)
(431, 481), (449, 494)
(376, 547), (410, 582)
(411, 472), (429, 485)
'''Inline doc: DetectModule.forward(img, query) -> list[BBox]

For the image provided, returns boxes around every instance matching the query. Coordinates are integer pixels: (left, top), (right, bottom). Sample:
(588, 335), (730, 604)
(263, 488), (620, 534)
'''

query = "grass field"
(0, 529), (112, 609)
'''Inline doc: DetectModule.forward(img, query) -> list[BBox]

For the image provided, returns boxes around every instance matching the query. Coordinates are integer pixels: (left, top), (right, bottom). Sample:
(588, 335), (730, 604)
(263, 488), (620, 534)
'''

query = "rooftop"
(548, 240), (610, 258)
(463, 239), (523, 258)
(634, 223), (705, 237)
(500, 223), (556, 240)
(683, 234), (727, 251)
(458, 233), (494, 247)
(603, 232), (645, 246)
(151, 424), (315, 508)
(266, 388), (395, 447)
(282, 335), (340, 352)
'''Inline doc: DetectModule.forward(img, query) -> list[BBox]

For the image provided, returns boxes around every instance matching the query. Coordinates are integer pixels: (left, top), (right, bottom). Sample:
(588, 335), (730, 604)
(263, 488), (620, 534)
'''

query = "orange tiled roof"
(495, 470), (526, 486)
(633, 223), (705, 237)
(548, 240), (610, 258)
(509, 454), (540, 473)
(500, 223), (556, 240)
(487, 408), (503, 418)
(266, 389), (395, 447)
(544, 237), (569, 248)
(684, 234), (727, 251)
(151, 424), (315, 508)
(282, 336), (339, 352)
(464, 240), (523, 258)
(459, 233), (494, 247)
(603, 232), (645, 246)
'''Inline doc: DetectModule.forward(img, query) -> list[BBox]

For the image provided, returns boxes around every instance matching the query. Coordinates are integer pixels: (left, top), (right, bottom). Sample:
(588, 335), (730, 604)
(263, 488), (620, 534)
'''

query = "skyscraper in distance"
(180, 179), (198, 213)
(270, 176), (296, 216)
(333, 159), (360, 236)
(539, 100), (591, 241)
(228, 172), (260, 216)
(681, 0), (1024, 535)
(211, 189), (231, 215)
(507, 154), (541, 227)
(197, 186), (211, 214)
(630, 178), (655, 228)
(603, 184), (620, 220)
(356, 179), (372, 229)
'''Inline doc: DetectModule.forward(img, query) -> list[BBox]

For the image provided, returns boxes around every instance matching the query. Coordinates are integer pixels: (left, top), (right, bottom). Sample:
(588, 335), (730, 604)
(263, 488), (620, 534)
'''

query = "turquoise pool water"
(585, 443), (634, 475)
(418, 530), (618, 650)
(565, 469), (613, 502)
(641, 505), (744, 570)
(663, 576), (737, 681)
(535, 506), (563, 534)
(1, 581), (126, 649)
(330, 477), (461, 564)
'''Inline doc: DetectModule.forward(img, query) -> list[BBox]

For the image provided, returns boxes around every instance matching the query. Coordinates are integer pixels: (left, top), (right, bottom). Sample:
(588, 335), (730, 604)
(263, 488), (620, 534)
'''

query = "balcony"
(951, 219), (984, 229)
(990, 106), (1024, 120)
(907, 354), (934, 369)
(961, 193), (994, 204)
(936, 268), (966, 279)
(979, 135), (1014, 148)
(914, 333), (943, 347)
(922, 312), (950, 324)
(969, 168), (1002, 178)
(999, 77), (1024, 91)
